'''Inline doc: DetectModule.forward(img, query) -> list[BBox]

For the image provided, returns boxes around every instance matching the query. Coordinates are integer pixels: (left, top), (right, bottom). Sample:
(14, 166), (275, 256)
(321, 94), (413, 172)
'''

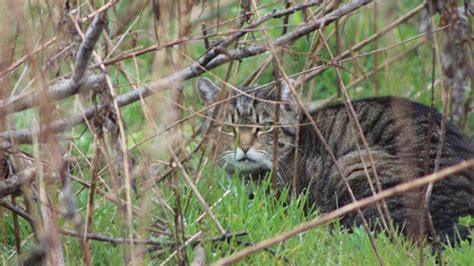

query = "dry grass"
(0, 0), (472, 265)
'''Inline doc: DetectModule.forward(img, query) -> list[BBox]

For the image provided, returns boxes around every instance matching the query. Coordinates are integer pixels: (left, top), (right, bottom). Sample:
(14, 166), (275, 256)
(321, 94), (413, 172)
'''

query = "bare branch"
(190, 245), (205, 266)
(0, 169), (35, 198)
(71, 12), (107, 85)
(0, 0), (372, 145)
(0, 11), (107, 115)
(0, 74), (104, 114)
(59, 229), (174, 247)
(0, 199), (34, 224)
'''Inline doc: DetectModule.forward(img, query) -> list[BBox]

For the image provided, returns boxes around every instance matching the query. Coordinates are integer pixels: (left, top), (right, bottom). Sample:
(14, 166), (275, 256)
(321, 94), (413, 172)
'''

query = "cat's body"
(197, 77), (474, 244)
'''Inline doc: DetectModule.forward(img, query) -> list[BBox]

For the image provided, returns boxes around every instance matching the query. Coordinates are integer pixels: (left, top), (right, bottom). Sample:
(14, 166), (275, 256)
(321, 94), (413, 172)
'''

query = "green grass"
(1, 0), (473, 265)
(2, 166), (473, 265)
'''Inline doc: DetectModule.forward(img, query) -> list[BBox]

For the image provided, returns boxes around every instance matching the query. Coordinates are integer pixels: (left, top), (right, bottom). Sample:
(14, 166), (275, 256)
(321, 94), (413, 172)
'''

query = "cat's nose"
(241, 146), (250, 153)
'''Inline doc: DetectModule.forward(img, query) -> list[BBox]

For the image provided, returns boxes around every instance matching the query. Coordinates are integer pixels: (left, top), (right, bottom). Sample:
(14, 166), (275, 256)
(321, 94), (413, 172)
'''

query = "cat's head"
(196, 77), (298, 180)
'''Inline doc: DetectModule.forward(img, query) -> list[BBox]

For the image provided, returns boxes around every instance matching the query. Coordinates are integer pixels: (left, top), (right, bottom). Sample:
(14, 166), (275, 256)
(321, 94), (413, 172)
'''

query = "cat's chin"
(231, 161), (267, 172)
(223, 161), (269, 176)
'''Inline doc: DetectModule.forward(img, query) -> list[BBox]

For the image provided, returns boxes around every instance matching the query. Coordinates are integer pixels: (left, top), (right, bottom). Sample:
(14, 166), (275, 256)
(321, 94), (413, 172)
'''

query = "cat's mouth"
(237, 157), (256, 163)
(218, 148), (272, 173)
(231, 155), (270, 173)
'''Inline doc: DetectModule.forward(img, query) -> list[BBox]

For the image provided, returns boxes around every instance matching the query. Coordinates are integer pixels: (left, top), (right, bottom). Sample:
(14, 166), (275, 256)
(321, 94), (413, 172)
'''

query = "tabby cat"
(197, 77), (474, 244)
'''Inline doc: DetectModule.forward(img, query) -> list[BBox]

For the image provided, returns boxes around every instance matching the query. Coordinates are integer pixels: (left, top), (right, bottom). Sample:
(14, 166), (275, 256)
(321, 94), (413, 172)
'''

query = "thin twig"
(319, 29), (395, 238)
(167, 147), (226, 234)
(59, 229), (174, 247)
(0, 198), (34, 224)
(0, 0), (371, 146)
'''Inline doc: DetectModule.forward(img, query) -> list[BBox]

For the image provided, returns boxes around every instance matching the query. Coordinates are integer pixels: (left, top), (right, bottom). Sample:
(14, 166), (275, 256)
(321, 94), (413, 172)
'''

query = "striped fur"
(197, 77), (474, 243)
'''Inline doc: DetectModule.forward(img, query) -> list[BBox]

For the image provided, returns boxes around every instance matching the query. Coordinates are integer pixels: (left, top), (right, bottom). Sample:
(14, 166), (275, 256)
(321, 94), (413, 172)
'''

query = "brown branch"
(0, 198), (34, 224)
(0, 11), (107, 115)
(0, 0), (372, 147)
(0, 74), (104, 115)
(320, 29), (395, 239)
(213, 159), (474, 265)
(80, 1), (119, 23)
(201, 23), (210, 50)
(191, 244), (206, 266)
(0, 3), (117, 80)
(0, 169), (35, 198)
(98, 0), (323, 68)
(0, 37), (57, 79)
(11, 196), (22, 254)
(59, 229), (174, 247)
(71, 13), (107, 85)
(167, 146), (226, 234)
(296, 2), (425, 85)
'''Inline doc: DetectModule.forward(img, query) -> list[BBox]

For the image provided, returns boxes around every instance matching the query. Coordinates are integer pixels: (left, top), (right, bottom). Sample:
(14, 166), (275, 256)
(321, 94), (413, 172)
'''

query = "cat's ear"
(280, 79), (295, 102)
(197, 77), (220, 104)
(280, 79), (297, 111)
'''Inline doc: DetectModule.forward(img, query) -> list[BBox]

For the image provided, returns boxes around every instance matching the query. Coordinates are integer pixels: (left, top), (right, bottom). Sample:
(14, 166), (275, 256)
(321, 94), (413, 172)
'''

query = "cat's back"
(305, 96), (474, 160)
(300, 96), (473, 243)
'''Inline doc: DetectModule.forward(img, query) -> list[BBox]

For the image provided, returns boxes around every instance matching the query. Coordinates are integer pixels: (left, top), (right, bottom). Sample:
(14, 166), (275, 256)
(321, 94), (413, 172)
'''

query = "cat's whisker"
(216, 152), (236, 165)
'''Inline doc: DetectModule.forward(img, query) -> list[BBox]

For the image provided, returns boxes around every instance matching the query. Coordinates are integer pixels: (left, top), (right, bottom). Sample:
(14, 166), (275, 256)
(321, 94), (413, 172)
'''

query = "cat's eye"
(221, 124), (234, 134)
(258, 122), (273, 133)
